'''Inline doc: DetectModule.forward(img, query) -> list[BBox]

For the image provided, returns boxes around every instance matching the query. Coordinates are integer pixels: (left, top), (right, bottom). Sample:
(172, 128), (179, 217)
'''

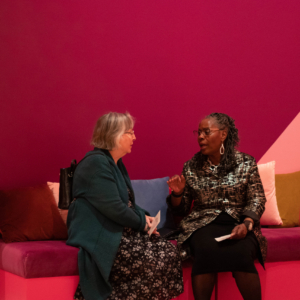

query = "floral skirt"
(74, 227), (183, 300)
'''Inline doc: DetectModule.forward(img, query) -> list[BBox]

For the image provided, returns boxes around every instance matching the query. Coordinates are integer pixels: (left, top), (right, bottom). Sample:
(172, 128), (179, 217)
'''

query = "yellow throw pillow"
(271, 171), (300, 228)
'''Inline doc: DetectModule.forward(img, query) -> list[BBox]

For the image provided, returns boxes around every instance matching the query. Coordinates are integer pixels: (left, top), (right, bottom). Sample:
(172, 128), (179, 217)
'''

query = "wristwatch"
(243, 220), (253, 232)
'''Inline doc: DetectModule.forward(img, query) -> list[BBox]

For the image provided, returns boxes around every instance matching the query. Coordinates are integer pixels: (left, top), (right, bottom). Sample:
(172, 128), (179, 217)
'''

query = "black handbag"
(58, 159), (77, 209)
(58, 152), (104, 209)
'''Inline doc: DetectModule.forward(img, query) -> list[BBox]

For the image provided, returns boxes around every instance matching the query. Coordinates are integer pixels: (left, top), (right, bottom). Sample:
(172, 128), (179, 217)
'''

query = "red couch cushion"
(1, 228), (299, 279)
(262, 227), (300, 262)
(0, 239), (78, 278)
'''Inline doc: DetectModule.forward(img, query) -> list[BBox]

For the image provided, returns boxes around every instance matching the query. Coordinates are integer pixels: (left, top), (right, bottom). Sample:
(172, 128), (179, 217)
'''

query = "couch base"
(2, 261), (299, 300)
(0, 266), (215, 300)
(218, 261), (300, 300)
(0, 269), (79, 300)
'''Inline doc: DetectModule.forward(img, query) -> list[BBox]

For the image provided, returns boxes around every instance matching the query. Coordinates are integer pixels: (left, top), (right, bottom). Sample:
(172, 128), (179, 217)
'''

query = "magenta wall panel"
(1, 1), (300, 189)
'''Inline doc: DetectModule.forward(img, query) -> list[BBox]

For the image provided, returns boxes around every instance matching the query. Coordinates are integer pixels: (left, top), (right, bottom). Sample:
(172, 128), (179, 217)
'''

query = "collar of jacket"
(93, 147), (134, 196)
(202, 159), (219, 178)
(93, 147), (115, 162)
(201, 150), (242, 178)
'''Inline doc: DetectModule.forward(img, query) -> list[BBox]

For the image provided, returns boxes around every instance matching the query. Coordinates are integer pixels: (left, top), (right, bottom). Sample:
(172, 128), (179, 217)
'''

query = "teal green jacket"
(66, 148), (148, 300)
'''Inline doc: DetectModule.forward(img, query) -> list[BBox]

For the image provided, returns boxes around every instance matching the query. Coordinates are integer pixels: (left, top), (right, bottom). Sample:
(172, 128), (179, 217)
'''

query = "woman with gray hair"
(67, 112), (183, 300)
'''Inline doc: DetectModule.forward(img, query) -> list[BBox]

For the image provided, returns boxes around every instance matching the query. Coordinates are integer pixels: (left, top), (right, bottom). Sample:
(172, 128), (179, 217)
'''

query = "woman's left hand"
(230, 224), (247, 239)
(151, 228), (160, 236)
(145, 215), (160, 236)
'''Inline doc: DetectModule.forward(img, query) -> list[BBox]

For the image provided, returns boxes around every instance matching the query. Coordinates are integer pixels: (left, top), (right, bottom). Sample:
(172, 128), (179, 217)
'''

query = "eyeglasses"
(124, 130), (135, 137)
(193, 129), (221, 137)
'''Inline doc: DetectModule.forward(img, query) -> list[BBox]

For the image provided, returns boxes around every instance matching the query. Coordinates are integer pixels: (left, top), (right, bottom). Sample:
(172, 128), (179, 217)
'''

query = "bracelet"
(171, 191), (184, 198)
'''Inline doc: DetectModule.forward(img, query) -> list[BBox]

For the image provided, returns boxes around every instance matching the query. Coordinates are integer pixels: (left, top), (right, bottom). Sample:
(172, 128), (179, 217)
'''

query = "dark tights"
(233, 271), (261, 300)
(192, 273), (216, 300)
(192, 272), (261, 300)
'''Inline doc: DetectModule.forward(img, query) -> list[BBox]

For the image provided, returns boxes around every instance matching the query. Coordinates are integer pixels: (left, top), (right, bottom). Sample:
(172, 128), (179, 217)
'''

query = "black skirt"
(188, 212), (259, 276)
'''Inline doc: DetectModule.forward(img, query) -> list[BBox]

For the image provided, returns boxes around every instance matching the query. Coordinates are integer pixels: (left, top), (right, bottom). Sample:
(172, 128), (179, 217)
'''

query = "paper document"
(148, 211), (161, 236)
(215, 234), (231, 242)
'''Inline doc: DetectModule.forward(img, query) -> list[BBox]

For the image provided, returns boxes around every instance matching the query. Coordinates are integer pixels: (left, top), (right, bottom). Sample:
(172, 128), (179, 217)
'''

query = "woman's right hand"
(144, 215), (159, 235)
(144, 215), (153, 232)
(167, 175), (186, 194)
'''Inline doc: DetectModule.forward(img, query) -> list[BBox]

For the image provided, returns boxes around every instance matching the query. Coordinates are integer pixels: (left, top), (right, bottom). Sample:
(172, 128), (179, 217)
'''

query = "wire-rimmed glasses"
(193, 129), (221, 137)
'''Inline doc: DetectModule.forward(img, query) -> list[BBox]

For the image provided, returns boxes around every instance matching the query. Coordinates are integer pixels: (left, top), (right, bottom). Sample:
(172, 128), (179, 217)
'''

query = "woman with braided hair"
(167, 113), (267, 300)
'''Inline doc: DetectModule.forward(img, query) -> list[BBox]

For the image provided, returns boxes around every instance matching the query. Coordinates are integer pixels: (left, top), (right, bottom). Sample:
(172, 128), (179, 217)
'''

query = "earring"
(220, 143), (225, 155)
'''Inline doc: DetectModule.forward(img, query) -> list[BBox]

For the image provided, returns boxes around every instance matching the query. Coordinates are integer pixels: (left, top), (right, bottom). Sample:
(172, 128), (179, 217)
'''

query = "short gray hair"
(91, 112), (135, 150)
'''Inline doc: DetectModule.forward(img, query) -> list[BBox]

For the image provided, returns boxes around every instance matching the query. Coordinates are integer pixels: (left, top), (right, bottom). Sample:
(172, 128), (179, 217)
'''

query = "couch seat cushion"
(1, 228), (300, 279)
(262, 227), (300, 262)
(0, 239), (79, 278)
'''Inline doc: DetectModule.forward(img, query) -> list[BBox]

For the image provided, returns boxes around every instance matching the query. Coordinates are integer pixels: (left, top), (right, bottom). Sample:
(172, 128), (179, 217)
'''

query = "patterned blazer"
(167, 151), (267, 265)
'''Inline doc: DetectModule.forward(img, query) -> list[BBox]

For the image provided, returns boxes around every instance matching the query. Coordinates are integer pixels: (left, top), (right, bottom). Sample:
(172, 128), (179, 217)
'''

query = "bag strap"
(69, 159), (77, 177)
(70, 152), (105, 204)
(73, 151), (105, 174)
(67, 153), (103, 180)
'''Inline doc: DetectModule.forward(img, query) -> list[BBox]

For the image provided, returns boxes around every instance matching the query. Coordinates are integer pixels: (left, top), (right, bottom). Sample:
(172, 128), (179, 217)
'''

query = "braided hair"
(197, 112), (240, 176)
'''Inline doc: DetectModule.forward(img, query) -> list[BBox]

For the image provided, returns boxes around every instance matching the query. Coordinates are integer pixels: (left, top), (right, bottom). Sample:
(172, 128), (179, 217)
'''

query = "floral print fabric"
(74, 192), (183, 300)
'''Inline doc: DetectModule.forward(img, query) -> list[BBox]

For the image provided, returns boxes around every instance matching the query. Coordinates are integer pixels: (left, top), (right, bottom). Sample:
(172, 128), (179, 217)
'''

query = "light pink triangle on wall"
(258, 112), (300, 174)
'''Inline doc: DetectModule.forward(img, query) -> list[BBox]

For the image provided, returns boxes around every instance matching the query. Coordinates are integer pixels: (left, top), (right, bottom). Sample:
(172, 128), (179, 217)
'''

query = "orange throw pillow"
(270, 171), (300, 228)
(0, 184), (68, 242)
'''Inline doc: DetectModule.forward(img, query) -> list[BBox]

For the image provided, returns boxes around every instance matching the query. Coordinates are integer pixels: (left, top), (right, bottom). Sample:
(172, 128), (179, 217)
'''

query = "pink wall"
(1, 0), (300, 189)
(258, 113), (300, 174)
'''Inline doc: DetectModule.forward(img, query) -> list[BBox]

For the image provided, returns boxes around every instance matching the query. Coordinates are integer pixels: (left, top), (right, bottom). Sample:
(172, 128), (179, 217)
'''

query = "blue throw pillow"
(131, 177), (176, 230)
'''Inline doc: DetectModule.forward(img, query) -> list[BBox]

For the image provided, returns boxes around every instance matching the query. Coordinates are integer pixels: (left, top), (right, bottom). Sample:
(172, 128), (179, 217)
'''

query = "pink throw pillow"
(258, 161), (283, 225)
(47, 182), (68, 224)
(47, 182), (59, 205)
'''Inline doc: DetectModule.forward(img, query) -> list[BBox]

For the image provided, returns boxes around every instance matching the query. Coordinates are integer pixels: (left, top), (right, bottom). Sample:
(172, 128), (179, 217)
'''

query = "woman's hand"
(144, 215), (154, 231)
(167, 175), (186, 194)
(144, 215), (160, 235)
(151, 227), (160, 236)
(230, 218), (254, 239)
(230, 224), (248, 239)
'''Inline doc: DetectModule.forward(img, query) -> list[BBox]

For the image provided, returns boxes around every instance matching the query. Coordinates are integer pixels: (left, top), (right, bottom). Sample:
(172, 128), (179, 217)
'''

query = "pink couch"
(1, 226), (300, 300)
(0, 238), (213, 300)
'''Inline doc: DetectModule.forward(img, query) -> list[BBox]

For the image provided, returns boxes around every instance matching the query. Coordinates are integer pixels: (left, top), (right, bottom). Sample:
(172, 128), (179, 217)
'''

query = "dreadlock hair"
(196, 112), (240, 176)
